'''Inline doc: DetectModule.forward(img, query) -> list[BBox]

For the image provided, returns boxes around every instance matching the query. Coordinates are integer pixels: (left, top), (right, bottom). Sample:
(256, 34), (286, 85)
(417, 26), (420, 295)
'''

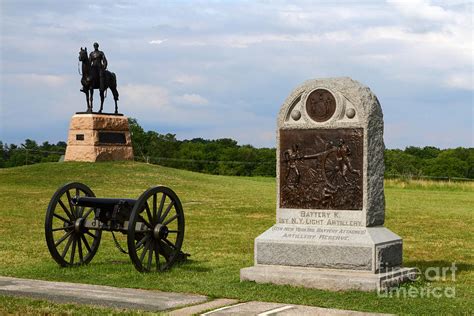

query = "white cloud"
(355, 53), (394, 63)
(176, 33), (321, 48)
(444, 73), (474, 91)
(169, 31), (332, 50)
(8, 73), (70, 88)
(387, 0), (453, 21)
(174, 93), (209, 106)
(149, 39), (167, 45)
(172, 74), (206, 85)
(120, 84), (169, 110)
(119, 86), (211, 126)
(276, 3), (388, 30)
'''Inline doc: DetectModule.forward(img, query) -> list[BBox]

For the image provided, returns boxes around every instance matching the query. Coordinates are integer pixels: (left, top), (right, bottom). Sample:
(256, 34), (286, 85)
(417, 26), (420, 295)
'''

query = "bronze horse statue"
(79, 47), (119, 113)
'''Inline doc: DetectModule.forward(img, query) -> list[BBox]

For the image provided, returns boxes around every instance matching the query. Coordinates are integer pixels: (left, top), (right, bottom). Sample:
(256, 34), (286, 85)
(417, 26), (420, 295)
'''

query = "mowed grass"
(0, 295), (162, 316)
(0, 162), (473, 314)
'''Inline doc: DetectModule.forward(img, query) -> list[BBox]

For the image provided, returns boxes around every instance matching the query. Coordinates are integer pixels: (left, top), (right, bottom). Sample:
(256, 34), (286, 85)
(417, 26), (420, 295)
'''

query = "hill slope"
(0, 161), (472, 314)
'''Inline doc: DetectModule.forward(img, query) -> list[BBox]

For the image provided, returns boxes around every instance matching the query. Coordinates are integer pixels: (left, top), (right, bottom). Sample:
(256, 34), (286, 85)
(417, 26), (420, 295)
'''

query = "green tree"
(384, 149), (420, 176)
(0, 141), (5, 168)
(128, 118), (148, 161)
(423, 150), (470, 178)
(405, 146), (440, 160)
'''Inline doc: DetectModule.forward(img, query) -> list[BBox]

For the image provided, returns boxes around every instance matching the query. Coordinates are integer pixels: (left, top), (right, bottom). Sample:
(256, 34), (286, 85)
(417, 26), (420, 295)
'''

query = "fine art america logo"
(378, 263), (458, 298)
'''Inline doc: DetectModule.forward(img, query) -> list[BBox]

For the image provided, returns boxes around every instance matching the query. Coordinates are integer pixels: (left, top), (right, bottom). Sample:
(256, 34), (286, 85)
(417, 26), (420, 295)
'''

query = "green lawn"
(0, 295), (161, 315)
(0, 162), (472, 314)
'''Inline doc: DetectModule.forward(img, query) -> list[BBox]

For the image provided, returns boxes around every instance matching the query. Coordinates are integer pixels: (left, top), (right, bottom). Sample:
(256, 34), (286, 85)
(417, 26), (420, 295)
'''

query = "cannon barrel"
(72, 196), (137, 209)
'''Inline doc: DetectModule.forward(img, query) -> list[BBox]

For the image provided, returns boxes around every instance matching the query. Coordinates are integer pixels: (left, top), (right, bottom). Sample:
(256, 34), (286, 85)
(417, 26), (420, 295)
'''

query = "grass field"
(0, 161), (473, 315)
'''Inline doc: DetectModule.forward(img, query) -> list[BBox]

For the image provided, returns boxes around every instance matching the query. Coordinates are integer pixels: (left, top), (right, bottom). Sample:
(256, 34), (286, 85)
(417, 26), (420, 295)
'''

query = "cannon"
(45, 182), (186, 272)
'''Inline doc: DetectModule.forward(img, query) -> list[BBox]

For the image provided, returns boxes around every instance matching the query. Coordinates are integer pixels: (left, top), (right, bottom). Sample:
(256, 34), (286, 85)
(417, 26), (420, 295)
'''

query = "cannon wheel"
(127, 186), (185, 272)
(45, 182), (101, 266)
(323, 150), (344, 188)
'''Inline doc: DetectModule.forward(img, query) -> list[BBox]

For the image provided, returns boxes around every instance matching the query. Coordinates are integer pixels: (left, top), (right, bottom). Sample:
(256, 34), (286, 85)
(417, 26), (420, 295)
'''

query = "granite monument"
(240, 77), (415, 291)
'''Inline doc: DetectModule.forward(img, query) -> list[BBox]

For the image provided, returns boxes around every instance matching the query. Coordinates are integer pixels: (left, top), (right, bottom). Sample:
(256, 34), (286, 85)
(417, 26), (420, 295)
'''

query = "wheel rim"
(45, 182), (101, 266)
(323, 151), (344, 188)
(128, 186), (185, 272)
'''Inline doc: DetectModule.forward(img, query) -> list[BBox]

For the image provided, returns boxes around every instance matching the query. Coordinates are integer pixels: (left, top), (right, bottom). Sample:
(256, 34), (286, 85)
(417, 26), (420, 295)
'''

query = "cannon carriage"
(45, 182), (187, 272)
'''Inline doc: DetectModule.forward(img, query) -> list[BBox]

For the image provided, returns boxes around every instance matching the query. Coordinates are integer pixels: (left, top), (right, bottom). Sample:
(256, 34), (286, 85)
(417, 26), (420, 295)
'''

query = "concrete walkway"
(0, 276), (390, 315)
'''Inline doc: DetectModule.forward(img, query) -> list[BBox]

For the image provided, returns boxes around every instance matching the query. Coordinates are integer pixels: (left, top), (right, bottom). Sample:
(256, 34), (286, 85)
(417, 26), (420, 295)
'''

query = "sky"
(0, 0), (472, 149)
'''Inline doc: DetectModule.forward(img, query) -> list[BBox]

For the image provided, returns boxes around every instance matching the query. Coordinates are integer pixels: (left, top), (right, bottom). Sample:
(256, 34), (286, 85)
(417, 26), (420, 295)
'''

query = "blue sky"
(0, 0), (472, 148)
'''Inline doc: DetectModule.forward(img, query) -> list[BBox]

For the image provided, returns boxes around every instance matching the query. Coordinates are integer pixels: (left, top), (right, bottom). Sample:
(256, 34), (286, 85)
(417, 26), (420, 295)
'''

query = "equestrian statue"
(79, 42), (119, 114)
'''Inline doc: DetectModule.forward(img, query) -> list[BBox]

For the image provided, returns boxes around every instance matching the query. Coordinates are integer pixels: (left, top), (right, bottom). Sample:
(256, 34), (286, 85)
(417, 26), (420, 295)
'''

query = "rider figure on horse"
(89, 42), (107, 91)
(79, 43), (119, 113)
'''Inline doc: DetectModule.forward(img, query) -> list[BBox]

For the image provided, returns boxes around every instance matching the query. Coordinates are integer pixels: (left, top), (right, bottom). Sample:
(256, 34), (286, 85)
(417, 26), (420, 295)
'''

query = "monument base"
(240, 265), (417, 291)
(240, 225), (414, 291)
(65, 145), (134, 162)
(253, 225), (403, 272)
(64, 114), (134, 162)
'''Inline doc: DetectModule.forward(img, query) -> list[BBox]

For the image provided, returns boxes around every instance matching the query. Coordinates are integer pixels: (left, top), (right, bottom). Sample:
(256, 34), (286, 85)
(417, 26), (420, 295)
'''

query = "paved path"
(0, 276), (207, 312)
(0, 276), (390, 315)
(198, 301), (388, 315)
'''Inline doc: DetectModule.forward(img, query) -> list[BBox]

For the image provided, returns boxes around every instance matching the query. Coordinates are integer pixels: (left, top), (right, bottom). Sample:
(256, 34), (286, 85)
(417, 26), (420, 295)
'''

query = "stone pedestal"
(241, 265), (415, 292)
(64, 114), (134, 162)
(240, 78), (415, 291)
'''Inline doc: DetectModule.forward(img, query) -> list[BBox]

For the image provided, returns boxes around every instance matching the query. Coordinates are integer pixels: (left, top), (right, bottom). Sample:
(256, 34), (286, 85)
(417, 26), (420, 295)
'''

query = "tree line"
(0, 139), (66, 168)
(384, 146), (473, 179)
(128, 119), (275, 176)
(1, 118), (472, 179)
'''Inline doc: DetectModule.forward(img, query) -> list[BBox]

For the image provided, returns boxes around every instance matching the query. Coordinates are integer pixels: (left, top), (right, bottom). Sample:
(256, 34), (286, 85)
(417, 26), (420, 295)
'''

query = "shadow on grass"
(101, 259), (130, 265)
(404, 260), (472, 277)
(173, 259), (211, 272)
(85, 257), (212, 273)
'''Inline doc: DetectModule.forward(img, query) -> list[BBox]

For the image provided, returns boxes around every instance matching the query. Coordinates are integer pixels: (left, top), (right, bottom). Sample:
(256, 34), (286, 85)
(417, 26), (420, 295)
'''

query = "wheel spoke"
(145, 202), (153, 225)
(159, 240), (171, 263)
(70, 236), (76, 264)
(152, 194), (157, 223)
(85, 231), (97, 239)
(147, 241), (153, 270)
(162, 214), (178, 226)
(136, 234), (149, 249)
(78, 238), (83, 263)
(66, 190), (76, 217)
(137, 215), (152, 229)
(57, 199), (74, 220)
(46, 184), (101, 267)
(82, 207), (94, 219)
(81, 235), (91, 252)
(157, 194), (166, 223)
(140, 238), (151, 264)
(159, 200), (175, 223)
(55, 230), (72, 247)
(76, 206), (84, 217)
(61, 234), (74, 259)
(126, 188), (184, 272)
(52, 225), (73, 232)
(163, 238), (177, 250)
(154, 240), (160, 271)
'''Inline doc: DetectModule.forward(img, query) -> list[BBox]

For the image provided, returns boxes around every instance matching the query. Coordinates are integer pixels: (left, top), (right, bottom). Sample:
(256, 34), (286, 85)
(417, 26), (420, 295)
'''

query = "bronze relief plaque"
(279, 128), (363, 210)
(306, 89), (336, 122)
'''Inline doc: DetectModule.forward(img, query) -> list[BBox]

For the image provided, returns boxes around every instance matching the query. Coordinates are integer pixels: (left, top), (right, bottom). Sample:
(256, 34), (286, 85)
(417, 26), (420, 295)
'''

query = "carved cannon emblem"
(280, 128), (363, 210)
